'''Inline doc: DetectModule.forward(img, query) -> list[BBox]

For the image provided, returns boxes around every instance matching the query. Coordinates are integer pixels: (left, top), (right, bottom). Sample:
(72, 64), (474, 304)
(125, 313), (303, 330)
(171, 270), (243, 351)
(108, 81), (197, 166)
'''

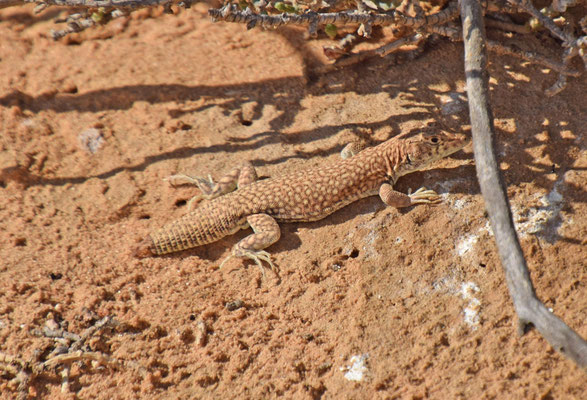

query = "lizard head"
(396, 131), (470, 176)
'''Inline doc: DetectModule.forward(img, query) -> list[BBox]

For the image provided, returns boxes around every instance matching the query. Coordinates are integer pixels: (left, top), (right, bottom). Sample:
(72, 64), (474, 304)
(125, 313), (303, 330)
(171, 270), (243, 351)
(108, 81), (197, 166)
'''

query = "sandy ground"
(0, 3), (586, 399)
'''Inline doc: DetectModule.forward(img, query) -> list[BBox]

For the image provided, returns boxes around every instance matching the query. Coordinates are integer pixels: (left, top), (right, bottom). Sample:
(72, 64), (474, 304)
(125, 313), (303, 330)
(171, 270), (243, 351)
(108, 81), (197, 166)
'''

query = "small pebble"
(79, 128), (104, 154)
(441, 92), (467, 115)
(225, 299), (244, 311)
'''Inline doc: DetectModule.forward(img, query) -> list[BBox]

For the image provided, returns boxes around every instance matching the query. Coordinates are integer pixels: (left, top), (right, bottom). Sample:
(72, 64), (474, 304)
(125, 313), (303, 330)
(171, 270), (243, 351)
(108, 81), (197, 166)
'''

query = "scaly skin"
(134, 131), (470, 271)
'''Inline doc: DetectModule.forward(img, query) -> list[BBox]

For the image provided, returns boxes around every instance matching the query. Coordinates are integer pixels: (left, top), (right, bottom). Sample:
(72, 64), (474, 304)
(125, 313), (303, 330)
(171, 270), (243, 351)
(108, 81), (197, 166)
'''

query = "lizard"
(134, 131), (470, 273)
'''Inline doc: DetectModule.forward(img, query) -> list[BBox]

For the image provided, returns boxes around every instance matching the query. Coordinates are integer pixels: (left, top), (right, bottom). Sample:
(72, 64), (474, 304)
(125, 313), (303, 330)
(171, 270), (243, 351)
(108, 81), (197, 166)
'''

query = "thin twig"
(485, 16), (530, 34)
(486, 40), (581, 76)
(0, 315), (125, 398)
(375, 32), (426, 56)
(507, 0), (573, 43)
(314, 33), (427, 74)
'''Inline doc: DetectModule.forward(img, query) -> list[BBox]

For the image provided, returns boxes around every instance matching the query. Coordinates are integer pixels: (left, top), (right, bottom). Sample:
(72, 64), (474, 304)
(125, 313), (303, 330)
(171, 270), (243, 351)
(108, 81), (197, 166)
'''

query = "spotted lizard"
(134, 131), (470, 273)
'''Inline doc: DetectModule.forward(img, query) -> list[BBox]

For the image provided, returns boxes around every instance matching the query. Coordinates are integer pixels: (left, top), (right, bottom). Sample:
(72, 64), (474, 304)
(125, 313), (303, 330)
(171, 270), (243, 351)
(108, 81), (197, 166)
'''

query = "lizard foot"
(165, 174), (223, 211)
(165, 174), (216, 194)
(219, 250), (277, 278)
(408, 187), (441, 205)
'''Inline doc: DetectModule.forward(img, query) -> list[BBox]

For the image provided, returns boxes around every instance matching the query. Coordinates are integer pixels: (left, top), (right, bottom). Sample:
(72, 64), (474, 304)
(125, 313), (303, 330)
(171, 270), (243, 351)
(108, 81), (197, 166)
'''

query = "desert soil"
(0, 3), (585, 399)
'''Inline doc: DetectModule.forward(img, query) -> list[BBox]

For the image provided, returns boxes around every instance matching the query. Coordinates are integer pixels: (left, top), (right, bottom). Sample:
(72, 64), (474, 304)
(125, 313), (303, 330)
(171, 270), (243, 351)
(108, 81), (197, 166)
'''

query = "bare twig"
(432, 22), (583, 76)
(507, 0), (573, 43)
(314, 33), (428, 74)
(208, 3), (460, 31)
(484, 16), (530, 34)
(459, 0), (587, 368)
(0, 315), (125, 399)
(487, 39), (581, 77)
(375, 32), (426, 56)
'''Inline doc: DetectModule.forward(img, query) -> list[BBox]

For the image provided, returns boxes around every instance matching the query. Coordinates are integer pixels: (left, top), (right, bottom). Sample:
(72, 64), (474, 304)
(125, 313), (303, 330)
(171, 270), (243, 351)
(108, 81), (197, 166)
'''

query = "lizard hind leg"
(219, 213), (281, 277)
(167, 162), (258, 211)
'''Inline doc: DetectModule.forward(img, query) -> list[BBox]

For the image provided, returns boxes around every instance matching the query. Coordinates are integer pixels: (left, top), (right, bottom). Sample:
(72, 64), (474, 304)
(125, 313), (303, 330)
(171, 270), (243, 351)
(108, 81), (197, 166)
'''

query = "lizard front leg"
(379, 183), (441, 208)
(167, 162), (258, 210)
(219, 213), (281, 277)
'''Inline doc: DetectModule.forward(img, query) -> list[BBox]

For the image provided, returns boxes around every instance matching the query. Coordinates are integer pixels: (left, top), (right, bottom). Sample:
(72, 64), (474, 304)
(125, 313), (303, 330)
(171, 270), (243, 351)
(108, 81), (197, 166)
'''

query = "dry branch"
(0, 316), (124, 399)
(459, 0), (587, 368)
(208, 2), (460, 31)
(206, 1), (584, 94)
(317, 32), (428, 73)
(2, 0), (584, 95)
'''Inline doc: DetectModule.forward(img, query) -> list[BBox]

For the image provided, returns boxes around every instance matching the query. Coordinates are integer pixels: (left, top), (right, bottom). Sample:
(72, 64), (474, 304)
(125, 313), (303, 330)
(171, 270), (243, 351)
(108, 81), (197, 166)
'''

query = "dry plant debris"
(2, 0), (584, 95)
(0, 314), (125, 400)
(208, 0), (585, 95)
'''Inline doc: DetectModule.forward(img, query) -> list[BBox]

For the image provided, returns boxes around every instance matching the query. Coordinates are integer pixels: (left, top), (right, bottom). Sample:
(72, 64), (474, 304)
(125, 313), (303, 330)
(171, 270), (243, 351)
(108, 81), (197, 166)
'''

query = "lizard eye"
(406, 154), (412, 164)
(430, 136), (439, 144)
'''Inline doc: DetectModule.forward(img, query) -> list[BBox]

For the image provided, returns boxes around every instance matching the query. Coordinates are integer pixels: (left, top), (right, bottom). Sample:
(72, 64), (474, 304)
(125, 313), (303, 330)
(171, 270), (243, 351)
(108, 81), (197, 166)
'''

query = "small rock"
(441, 92), (467, 115)
(195, 320), (208, 347)
(79, 128), (104, 154)
(45, 318), (60, 331)
(225, 299), (244, 311)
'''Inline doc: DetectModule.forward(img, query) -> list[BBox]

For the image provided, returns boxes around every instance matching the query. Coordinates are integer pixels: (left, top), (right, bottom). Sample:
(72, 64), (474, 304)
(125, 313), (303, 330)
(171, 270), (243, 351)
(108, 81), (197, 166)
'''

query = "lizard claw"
(193, 175), (216, 196)
(241, 250), (277, 278)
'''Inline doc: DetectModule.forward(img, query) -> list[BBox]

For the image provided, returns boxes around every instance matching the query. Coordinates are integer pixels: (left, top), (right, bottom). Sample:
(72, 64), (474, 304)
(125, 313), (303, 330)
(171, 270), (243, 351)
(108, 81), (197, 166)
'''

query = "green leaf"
(325, 24), (337, 40)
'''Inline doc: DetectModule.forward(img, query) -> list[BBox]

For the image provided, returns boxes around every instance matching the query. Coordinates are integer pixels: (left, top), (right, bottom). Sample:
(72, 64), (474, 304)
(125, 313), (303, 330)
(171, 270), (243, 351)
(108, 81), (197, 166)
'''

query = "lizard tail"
(134, 197), (245, 257)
